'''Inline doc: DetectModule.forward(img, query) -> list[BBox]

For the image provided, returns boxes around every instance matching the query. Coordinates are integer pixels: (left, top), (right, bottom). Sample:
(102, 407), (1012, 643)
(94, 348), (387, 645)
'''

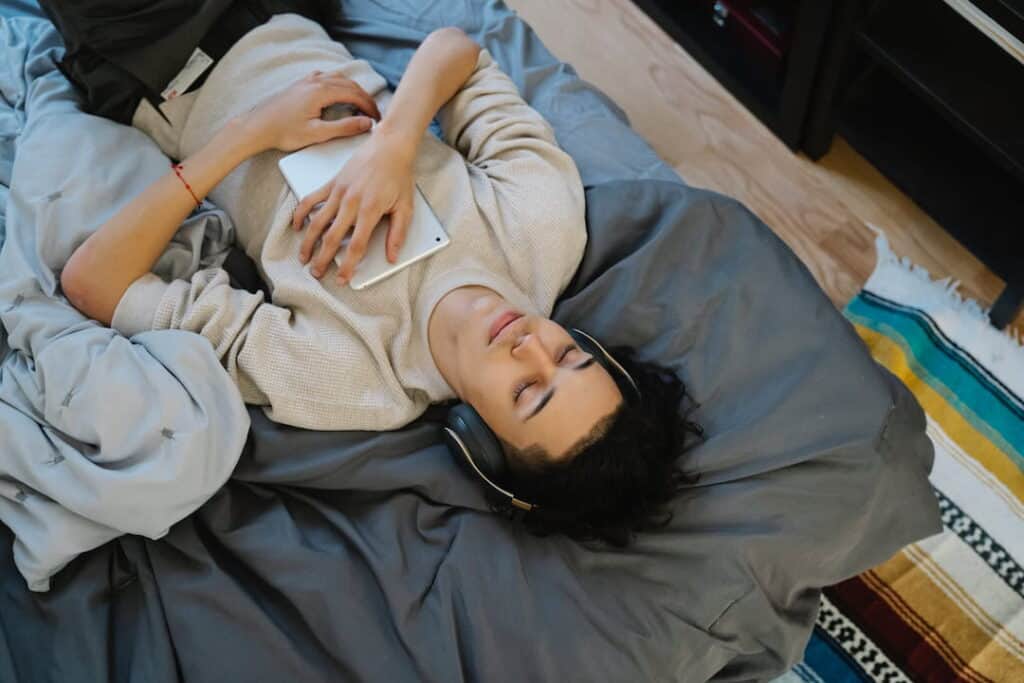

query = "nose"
(511, 333), (556, 374)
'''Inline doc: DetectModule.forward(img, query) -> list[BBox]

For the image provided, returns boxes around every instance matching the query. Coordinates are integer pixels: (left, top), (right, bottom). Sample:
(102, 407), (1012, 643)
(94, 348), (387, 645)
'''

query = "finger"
(300, 187), (343, 265)
(292, 182), (333, 231)
(312, 116), (374, 142)
(312, 213), (355, 280)
(337, 205), (380, 285)
(385, 198), (413, 264)
(319, 81), (380, 120)
(322, 77), (381, 120)
(311, 195), (359, 278)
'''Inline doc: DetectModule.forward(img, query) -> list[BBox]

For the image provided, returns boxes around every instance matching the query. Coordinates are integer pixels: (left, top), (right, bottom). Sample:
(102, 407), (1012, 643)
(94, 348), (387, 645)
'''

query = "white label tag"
(161, 47), (214, 101)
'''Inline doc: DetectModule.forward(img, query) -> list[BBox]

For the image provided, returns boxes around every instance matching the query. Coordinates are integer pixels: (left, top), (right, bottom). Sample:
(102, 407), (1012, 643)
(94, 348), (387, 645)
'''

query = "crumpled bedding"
(0, 13), (250, 590)
(0, 1), (941, 681)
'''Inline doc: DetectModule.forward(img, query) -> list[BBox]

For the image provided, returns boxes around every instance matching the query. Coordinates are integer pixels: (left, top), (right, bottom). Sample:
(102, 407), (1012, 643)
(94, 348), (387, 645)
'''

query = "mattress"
(0, 1), (941, 681)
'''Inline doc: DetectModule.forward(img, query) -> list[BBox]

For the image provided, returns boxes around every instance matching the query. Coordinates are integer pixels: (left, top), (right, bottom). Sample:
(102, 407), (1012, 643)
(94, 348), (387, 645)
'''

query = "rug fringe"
(862, 225), (1024, 399)
(865, 224), (1023, 349)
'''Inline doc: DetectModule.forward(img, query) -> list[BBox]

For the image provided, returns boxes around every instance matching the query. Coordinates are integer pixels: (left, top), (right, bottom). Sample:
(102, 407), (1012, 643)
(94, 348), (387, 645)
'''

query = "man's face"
(451, 294), (623, 463)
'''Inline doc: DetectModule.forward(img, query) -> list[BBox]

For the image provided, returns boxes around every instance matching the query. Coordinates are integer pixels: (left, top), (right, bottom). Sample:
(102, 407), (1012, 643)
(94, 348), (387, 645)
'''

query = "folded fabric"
(0, 16), (250, 591)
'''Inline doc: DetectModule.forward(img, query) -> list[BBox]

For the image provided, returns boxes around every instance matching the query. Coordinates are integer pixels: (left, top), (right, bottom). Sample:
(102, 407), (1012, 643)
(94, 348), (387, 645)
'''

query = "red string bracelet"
(171, 162), (202, 209)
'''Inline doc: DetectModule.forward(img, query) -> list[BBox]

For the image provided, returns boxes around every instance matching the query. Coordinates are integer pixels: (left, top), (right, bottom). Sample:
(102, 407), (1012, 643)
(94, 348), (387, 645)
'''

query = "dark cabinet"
(632, 0), (1024, 328)
(804, 0), (1024, 328)
(631, 0), (833, 149)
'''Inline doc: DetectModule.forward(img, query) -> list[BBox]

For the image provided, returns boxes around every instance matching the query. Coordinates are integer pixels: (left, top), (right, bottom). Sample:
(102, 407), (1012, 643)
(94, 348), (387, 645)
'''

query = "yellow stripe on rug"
(854, 324), (1024, 504)
(860, 566), (991, 683)
(915, 533), (1024, 646)
(867, 551), (1024, 682)
(903, 543), (1024, 659)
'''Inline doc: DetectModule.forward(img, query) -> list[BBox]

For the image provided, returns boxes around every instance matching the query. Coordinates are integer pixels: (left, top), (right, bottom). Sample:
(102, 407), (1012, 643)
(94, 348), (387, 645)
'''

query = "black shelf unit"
(965, 0), (1024, 42)
(631, 0), (833, 149)
(634, 0), (1024, 327)
(839, 69), (1024, 285)
(806, 0), (1024, 328)
(857, 1), (1024, 184)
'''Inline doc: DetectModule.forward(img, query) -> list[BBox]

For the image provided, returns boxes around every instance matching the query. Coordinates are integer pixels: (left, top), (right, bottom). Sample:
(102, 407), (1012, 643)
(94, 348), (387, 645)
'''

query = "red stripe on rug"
(825, 577), (970, 682)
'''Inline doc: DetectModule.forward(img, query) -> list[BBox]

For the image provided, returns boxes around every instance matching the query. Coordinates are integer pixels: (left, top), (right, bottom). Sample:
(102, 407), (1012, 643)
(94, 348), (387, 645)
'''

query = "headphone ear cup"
(445, 402), (509, 483)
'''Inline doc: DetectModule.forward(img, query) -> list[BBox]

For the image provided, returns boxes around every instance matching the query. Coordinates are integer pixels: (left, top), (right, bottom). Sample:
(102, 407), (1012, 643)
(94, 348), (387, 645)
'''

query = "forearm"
(62, 118), (260, 325)
(374, 27), (480, 152)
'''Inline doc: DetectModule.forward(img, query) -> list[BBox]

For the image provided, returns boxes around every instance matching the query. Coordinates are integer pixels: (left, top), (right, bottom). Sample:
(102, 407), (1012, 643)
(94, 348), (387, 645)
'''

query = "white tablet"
(278, 131), (449, 290)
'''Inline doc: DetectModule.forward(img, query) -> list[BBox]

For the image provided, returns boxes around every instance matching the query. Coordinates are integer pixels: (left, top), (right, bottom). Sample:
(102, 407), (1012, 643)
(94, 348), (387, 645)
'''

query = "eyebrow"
(523, 357), (596, 422)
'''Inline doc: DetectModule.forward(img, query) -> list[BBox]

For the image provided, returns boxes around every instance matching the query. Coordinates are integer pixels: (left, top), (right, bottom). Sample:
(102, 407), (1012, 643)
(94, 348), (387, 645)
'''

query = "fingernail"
(361, 118), (373, 131)
(312, 268), (321, 278)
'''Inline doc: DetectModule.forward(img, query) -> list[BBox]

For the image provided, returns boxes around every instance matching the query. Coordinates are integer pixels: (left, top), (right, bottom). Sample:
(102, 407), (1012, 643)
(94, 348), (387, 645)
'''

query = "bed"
(0, 1), (941, 681)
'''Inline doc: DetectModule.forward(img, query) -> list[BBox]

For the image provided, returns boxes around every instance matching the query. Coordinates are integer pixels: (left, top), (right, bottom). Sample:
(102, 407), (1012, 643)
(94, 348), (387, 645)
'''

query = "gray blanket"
(0, 1), (941, 681)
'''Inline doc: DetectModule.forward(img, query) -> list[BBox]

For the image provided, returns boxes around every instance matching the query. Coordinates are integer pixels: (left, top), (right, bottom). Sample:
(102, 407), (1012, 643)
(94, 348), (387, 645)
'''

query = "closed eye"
(558, 344), (577, 363)
(514, 380), (536, 403)
(512, 346), (591, 405)
(518, 352), (599, 422)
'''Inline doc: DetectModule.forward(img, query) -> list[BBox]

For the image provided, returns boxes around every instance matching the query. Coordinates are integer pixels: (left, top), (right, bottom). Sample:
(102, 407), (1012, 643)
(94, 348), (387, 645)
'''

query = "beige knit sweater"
(113, 13), (587, 431)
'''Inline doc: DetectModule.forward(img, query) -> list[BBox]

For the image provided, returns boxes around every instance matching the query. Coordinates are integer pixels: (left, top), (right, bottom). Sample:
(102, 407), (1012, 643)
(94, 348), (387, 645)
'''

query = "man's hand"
(287, 26), (479, 285)
(291, 125), (417, 284)
(288, 26), (479, 282)
(242, 69), (381, 154)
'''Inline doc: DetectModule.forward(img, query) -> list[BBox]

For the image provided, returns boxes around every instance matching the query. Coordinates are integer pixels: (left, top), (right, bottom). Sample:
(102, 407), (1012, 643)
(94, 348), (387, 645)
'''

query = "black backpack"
(38, 0), (341, 125)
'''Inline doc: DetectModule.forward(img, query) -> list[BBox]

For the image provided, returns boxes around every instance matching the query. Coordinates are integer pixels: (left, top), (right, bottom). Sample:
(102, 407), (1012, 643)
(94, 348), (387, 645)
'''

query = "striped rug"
(776, 234), (1024, 683)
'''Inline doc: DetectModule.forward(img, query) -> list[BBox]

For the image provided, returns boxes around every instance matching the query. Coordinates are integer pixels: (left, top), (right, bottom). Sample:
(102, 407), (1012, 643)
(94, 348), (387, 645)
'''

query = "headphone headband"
(570, 328), (640, 399)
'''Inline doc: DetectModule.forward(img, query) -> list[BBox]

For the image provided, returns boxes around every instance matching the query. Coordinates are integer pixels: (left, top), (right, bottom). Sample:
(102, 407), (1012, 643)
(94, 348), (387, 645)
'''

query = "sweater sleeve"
(111, 269), (420, 431)
(111, 269), (271, 406)
(436, 49), (587, 291)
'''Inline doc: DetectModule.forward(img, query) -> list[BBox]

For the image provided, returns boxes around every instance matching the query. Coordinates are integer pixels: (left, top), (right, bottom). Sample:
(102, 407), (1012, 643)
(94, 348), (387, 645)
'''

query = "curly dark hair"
(496, 347), (703, 547)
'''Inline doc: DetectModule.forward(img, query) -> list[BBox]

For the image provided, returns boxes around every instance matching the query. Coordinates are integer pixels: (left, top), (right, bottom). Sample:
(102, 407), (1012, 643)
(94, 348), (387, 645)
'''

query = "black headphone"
(443, 328), (640, 520)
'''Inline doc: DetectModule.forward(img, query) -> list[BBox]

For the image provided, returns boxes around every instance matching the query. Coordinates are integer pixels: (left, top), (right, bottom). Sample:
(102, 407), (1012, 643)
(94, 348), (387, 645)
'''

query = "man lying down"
(59, 12), (701, 545)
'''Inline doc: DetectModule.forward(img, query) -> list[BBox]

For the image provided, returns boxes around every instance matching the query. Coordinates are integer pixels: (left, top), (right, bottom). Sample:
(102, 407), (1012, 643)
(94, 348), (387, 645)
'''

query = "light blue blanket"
(0, 15), (250, 590)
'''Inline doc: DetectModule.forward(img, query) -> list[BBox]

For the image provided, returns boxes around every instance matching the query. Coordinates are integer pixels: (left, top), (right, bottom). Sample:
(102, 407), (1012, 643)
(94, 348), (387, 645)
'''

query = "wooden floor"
(507, 0), (1024, 334)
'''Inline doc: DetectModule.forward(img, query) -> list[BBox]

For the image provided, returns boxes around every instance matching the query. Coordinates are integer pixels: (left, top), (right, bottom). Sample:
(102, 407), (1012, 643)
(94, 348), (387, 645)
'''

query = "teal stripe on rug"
(802, 631), (870, 683)
(845, 294), (1024, 466)
(858, 291), (1023, 410)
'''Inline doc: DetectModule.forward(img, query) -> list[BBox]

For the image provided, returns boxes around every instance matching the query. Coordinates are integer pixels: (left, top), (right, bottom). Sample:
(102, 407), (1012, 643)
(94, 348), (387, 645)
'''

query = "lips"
(489, 310), (523, 344)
